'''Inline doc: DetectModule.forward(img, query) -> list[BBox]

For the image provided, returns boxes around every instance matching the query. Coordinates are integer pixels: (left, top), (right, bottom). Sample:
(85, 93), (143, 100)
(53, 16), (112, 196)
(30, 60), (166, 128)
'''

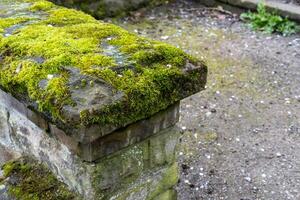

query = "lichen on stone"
(1, 157), (79, 200)
(0, 0), (207, 129)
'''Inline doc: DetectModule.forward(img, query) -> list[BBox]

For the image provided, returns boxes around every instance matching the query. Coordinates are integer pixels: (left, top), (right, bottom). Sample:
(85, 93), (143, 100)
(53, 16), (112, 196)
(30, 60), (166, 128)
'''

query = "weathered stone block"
(0, 96), (181, 199)
(51, 0), (169, 18)
(0, 0), (207, 161)
(0, 1), (207, 199)
(78, 102), (180, 161)
(107, 163), (179, 200)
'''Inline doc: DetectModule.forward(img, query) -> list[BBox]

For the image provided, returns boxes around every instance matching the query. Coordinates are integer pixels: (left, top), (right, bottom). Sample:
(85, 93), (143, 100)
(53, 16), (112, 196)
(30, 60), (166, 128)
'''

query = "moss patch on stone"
(146, 162), (179, 200)
(0, 17), (30, 33)
(29, 0), (55, 11)
(1, 157), (78, 200)
(0, 0), (206, 128)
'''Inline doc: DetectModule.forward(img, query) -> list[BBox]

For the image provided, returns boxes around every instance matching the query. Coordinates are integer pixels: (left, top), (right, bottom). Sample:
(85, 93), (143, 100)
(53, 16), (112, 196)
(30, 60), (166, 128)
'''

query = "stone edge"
(0, 88), (180, 162)
(216, 0), (300, 22)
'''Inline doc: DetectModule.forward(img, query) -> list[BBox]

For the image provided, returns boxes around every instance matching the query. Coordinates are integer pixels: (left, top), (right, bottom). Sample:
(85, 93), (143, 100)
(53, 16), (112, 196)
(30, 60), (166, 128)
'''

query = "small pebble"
(206, 112), (212, 117)
(276, 152), (282, 157)
(161, 35), (169, 40)
(244, 177), (252, 182)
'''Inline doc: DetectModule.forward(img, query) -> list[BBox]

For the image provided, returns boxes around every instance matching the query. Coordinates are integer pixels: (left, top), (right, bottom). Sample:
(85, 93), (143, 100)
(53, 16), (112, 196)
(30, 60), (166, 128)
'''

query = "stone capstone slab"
(0, 87), (179, 161)
(0, 0), (207, 161)
(200, 0), (300, 22)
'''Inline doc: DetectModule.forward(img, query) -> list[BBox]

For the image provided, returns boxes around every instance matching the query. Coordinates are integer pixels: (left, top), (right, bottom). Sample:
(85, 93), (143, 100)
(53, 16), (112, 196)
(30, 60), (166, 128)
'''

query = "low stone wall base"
(0, 90), (180, 200)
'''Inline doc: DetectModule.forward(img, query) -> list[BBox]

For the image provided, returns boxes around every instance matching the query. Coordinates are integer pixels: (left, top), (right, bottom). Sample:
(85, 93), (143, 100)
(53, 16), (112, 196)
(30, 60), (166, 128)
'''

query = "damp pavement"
(112, 0), (300, 199)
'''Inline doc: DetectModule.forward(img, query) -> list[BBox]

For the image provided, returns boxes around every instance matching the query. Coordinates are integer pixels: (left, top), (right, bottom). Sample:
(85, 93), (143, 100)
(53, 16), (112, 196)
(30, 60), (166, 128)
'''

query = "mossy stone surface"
(1, 157), (80, 200)
(0, 0), (207, 136)
(91, 127), (180, 199)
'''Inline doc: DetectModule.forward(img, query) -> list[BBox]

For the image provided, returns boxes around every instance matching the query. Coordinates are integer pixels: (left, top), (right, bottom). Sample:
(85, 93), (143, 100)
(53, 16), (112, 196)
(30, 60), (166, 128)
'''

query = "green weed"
(241, 2), (299, 36)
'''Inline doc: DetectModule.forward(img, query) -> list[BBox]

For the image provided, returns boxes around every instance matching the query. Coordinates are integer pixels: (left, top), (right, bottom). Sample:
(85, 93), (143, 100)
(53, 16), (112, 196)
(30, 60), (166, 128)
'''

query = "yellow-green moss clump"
(1, 157), (78, 200)
(0, 0), (206, 127)
(0, 17), (30, 33)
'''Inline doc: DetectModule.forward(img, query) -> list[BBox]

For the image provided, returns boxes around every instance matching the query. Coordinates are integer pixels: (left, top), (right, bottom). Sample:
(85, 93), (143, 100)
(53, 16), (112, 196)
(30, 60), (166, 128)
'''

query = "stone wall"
(198, 0), (300, 22)
(51, 0), (168, 18)
(0, 88), (180, 199)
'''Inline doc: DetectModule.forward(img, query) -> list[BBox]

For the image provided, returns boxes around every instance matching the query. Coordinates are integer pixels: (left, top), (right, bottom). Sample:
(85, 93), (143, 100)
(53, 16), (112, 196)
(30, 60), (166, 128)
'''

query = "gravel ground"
(112, 1), (300, 199)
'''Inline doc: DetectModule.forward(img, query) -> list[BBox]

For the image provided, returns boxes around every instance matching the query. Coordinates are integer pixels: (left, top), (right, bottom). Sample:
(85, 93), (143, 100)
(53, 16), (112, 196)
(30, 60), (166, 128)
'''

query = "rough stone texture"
(0, 156), (80, 200)
(51, 0), (168, 18)
(0, 87), (180, 161)
(200, 0), (300, 22)
(0, 1), (208, 199)
(79, 102), (180, 161)
(0, 95), (181, 199)
(0, 93), (93, 198)
(0, 146), (20, 200)
(118, 1), (300, 199)
(0, 0), (207, 161)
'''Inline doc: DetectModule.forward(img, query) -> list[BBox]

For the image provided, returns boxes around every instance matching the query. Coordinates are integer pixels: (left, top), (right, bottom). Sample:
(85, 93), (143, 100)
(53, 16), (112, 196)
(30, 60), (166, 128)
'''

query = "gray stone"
(79, 102), (179, 161)
(0, 0), (207, 161)
(214, 0), (300, 22)
(51, 0), (163, 18)
(0, 86), (180, 161)
(0, 96), (181, 199)
(0, 184), (10, 200)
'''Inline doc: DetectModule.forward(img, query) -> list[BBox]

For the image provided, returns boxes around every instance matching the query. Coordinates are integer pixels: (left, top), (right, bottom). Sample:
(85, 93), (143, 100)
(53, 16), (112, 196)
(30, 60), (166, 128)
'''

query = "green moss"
(203, 132), (218, 143)
(0, 0), (206, 126)
(146, 163), (179, 200)
(2, 157), (78, 200)
(0, 17), (30, 33)
(29, 0), (54, 11)
(80, 65), (202, 125)
(153, 189), (177, 200)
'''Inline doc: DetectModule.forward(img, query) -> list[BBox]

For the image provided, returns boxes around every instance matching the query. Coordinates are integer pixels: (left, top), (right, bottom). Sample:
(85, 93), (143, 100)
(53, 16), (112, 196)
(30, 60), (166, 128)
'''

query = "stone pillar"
(0, 1), (207, 199)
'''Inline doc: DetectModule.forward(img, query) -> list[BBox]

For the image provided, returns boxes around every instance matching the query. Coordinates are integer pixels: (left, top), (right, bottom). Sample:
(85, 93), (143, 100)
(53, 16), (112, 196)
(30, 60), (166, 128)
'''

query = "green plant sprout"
(241, 2), (299, 36)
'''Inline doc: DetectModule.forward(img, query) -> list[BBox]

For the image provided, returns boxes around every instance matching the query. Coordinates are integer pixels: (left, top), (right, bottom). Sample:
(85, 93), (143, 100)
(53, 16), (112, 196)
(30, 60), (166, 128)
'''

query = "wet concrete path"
(113, 0), (300, 199)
